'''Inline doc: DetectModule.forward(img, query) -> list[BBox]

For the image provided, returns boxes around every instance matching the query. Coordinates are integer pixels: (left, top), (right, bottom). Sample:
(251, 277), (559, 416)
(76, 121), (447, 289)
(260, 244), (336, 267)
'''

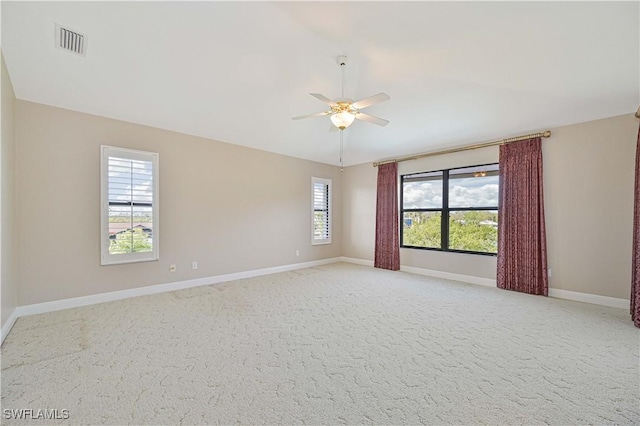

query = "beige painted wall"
(1, 53), (17, 326)
(10, 97), (638, 306)
(544, 114), (636, 299)
(15, 101), (342, 305)
(343, 114), (637, 299)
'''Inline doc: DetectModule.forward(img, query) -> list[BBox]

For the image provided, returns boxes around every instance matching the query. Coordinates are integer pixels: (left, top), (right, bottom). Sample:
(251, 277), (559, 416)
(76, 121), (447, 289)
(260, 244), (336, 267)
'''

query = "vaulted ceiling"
(2, 1), (638, 166)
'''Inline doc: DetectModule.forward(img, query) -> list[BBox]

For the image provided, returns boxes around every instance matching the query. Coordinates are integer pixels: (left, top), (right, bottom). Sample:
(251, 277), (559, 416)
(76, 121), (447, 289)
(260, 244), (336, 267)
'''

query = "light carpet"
(1, 262), (638, 425)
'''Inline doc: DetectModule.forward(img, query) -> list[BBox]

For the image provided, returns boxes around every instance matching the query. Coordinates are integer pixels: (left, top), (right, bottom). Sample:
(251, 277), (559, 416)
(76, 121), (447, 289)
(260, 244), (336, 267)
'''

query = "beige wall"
(1, 53), (17, 326)
(544, 114), (636, 299)
(15, 101), (342, 305)
(343, 114), (637, 299)
(9, 97), (638, 306)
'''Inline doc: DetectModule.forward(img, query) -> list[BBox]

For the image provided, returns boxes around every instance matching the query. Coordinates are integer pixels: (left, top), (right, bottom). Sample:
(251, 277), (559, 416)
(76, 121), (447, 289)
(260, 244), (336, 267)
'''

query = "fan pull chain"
(340, 129), (344, 172)
(341, 62), (345, 98)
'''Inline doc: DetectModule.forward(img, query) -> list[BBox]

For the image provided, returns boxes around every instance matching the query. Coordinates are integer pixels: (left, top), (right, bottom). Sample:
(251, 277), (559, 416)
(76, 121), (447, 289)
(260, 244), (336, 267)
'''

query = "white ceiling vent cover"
(55, 24), (86, 56)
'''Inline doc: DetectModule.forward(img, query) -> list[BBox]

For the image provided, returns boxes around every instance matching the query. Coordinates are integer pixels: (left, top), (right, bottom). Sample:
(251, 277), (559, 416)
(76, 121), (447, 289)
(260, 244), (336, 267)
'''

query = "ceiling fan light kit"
(330, 110), (355, 130)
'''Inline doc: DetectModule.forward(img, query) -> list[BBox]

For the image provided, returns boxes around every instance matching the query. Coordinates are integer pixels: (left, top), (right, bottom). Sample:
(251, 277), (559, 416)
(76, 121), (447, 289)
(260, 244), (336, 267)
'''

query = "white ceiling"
(2, 1), (638, 167)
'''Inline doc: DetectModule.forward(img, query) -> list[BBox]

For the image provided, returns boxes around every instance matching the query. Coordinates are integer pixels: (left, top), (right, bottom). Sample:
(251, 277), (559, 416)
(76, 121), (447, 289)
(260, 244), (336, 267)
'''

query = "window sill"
(101, 256), (159, 266)
(400, 245), (497, 257)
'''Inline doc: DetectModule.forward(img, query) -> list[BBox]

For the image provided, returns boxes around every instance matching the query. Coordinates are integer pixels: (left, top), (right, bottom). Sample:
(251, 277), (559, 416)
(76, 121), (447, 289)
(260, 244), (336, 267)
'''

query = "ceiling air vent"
(55, 24), (86, 56)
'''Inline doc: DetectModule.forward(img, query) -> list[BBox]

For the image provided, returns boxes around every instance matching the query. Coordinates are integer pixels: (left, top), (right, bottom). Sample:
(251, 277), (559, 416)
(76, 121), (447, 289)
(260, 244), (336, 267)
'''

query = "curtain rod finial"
(542, 130), (551, 138)
(635, 107), (640, 118)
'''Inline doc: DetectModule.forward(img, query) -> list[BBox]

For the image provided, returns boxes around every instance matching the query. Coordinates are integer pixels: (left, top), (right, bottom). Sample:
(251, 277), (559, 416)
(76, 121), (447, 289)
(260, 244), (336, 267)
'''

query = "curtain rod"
(372, 130), (551, 167)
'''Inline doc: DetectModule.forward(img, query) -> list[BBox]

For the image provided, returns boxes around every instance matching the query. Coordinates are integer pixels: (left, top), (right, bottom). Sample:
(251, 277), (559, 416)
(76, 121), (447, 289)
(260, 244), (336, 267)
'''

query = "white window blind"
(312, 177), (331, 245)
(101, 146), (159, 265)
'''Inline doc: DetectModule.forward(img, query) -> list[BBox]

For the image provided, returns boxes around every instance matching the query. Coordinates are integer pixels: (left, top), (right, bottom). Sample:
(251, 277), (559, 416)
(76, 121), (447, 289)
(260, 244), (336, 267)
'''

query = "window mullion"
(441, 170), (450, 250)
(129, 160), (134, 252)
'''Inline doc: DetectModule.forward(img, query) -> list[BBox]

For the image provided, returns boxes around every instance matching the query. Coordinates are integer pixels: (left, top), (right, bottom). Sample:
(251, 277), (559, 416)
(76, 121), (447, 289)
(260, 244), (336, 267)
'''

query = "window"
(401, 163), (499, 255)
(312, 177), (332, 245)
(101, 146), (159, 265)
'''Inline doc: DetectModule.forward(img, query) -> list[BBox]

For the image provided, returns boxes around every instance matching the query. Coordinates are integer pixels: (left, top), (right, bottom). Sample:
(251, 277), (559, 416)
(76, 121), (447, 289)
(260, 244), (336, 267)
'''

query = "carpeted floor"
(1, 262), (638, 425)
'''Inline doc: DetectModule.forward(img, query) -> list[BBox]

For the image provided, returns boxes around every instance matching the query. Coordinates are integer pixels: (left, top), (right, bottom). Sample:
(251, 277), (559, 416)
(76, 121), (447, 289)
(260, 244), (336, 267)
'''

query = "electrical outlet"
(296, 250), (300, 257)
(169, 264), (176, 273)
(192, 261), (198, 270)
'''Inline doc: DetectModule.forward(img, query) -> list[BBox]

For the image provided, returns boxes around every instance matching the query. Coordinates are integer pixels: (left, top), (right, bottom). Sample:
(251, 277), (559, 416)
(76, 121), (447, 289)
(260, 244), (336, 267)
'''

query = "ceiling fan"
(292, 56), (390, 131)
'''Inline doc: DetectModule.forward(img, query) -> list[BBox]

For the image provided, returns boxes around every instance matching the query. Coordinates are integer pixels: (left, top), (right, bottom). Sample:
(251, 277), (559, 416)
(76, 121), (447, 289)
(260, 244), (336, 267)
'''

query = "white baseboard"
(340, 256), (630, 310)
(548, 288), (628, 310)
(340, 257), (374, 267)
(1, 308), (19, 344)
(3, 256), (630, 344)
(339, 257), (496, 287)
(400, 265), (497, 287)
(4, 257), (342, 343)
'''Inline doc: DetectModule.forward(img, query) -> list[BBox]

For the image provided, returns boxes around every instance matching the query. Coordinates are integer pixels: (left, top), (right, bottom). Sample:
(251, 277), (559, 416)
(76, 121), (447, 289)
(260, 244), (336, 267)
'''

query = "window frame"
(311, 177), (332, 245)
(100, 145), (160, 265)
(400, 162), (498, 256)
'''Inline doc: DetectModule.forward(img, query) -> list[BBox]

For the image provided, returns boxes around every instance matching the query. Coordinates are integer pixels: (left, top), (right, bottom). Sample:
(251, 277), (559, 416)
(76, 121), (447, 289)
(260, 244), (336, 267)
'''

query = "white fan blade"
(352, 92), (390, 110)
(310, 93), (336, 106)
(355, 112), (389, 127)
(291, 111), (331, 120)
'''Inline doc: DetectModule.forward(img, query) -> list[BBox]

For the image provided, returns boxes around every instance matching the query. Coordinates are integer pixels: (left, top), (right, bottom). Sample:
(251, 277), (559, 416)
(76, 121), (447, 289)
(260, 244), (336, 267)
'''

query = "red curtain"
(631, 123), (640, 327)
(497, 137), (548, 296)
(374, 162), (400, 270)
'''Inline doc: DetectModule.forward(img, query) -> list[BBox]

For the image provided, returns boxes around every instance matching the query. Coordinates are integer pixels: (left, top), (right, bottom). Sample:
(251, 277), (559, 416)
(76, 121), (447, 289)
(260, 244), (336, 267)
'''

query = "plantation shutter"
(101, 146), (159, 265)
(312, 177), (332, 244)
(108, 155), (154, 253)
